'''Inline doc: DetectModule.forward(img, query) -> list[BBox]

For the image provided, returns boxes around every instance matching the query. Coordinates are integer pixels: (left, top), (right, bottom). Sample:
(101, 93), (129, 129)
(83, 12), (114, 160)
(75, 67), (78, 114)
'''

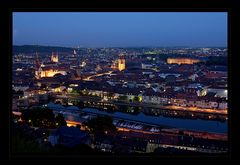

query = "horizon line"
(13, 44), (228, 49)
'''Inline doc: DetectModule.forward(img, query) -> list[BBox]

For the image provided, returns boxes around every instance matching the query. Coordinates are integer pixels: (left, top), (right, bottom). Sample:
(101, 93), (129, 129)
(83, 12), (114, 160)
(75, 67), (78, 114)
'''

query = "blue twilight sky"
(13, 12), (227, 48)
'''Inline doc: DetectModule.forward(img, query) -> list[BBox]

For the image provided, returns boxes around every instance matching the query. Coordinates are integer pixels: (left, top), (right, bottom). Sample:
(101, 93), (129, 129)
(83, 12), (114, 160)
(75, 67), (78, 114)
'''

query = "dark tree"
(11, 123), (49, 154)
(41, 84), (47, 89)
(76, 124), (81, 129)
(132, 107), (141, 114)
(21, 108), (56, 128)
(55, 113), (67, 127)
(133, 96), (140, 102)
(118, 95), (128, 102)
(117, 104), (129, 113)
(74, 100), (85, 108)
(86, 116), (117, 134)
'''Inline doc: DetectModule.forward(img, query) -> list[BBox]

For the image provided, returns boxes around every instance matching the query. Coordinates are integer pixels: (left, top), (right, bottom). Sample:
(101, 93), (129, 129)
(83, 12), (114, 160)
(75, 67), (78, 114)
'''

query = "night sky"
(13, 12), (227, 48)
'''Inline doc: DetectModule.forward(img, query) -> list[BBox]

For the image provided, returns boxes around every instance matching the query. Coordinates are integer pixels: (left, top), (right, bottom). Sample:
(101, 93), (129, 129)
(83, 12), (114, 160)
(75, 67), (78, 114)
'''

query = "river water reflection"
(47, 102), (227, 134)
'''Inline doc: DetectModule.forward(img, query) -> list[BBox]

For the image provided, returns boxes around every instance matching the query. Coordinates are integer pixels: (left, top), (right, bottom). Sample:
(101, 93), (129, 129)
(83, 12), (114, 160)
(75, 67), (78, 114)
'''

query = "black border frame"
(1, 0), (239, 162)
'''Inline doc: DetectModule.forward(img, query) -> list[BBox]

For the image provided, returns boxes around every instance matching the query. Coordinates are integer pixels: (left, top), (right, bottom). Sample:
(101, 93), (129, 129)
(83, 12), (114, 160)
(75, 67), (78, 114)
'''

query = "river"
(46, 102), (227, 134)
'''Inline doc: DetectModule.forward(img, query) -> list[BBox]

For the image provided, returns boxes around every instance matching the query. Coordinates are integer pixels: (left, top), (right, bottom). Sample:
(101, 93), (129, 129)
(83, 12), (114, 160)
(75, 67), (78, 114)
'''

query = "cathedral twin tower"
(51, 52), (58, 63)
(118, 53), (125, 71)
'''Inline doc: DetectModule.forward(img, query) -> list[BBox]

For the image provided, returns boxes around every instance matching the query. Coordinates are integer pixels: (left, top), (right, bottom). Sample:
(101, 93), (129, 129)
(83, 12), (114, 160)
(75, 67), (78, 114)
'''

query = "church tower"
(35, 52), (41, 79)
(118, 54), (125, 71)
(51, 52), (59, 63)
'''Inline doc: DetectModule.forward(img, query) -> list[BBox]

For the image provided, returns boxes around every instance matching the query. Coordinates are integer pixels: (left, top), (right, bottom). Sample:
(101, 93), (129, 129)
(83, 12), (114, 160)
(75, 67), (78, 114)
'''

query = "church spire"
(35, 52), (40, 69)
(51, 51), (58, 63)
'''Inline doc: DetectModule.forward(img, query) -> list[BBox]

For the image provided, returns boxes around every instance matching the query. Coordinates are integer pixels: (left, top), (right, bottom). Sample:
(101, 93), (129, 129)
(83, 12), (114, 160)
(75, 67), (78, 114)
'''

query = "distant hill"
(13, 45), (74, 54)
(206, 56), (228, 66)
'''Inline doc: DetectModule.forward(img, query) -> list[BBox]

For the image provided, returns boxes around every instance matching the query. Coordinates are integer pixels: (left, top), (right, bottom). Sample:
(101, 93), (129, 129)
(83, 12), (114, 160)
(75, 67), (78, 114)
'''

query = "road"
(55, 94), (227, 116)
(82, 71), (113, 81)
(12, 111), (227, 142)
(164, 105), (227, 115)
(65, 120), (227, 141)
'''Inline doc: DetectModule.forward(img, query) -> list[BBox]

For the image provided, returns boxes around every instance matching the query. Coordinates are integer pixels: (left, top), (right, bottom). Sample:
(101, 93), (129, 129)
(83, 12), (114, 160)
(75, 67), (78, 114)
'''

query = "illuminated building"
(51, 52), (59, 63)
(167, 58), (200, 65)
(111, 60), (118, 70)
(80, 61), (86, 68)
(95, 65), (102, 71)
(35, 67), (67, 79)
(73, 50), (77, 56)
(35, 52), (66, 79)
(118, 54), (126, 71)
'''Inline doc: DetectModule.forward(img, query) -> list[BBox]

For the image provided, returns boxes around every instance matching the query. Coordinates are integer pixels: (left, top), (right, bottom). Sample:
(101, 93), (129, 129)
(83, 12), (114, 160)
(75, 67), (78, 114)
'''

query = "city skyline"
(12, 45), (228, 154)
(13, 12), (227, 48)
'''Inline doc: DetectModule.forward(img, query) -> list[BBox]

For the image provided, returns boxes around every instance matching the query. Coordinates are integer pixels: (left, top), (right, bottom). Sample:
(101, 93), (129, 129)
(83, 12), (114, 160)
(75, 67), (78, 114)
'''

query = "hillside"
(13, 45), (74, 54)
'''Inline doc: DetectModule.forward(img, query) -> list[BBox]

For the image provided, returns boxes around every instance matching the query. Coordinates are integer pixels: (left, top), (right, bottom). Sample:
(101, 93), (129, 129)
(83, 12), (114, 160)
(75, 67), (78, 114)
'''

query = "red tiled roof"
(205, 72), (225, 79)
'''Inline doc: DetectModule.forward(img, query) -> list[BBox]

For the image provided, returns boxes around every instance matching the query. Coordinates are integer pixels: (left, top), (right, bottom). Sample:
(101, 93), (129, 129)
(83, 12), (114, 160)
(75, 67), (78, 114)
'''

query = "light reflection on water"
(47, 102), (227, 134)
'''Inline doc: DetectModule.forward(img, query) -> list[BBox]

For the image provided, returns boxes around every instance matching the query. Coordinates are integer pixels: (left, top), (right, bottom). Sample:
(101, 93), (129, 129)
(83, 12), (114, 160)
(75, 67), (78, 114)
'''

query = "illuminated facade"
(118, 54), (125, 71)
(167, 58), (200, 65)
(34, 52), (66, 79)
(111, 60), (118, 70)
(51, 52), (59, 63)
(35, 67), (67, 79)
(73, 50), (77, 55)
